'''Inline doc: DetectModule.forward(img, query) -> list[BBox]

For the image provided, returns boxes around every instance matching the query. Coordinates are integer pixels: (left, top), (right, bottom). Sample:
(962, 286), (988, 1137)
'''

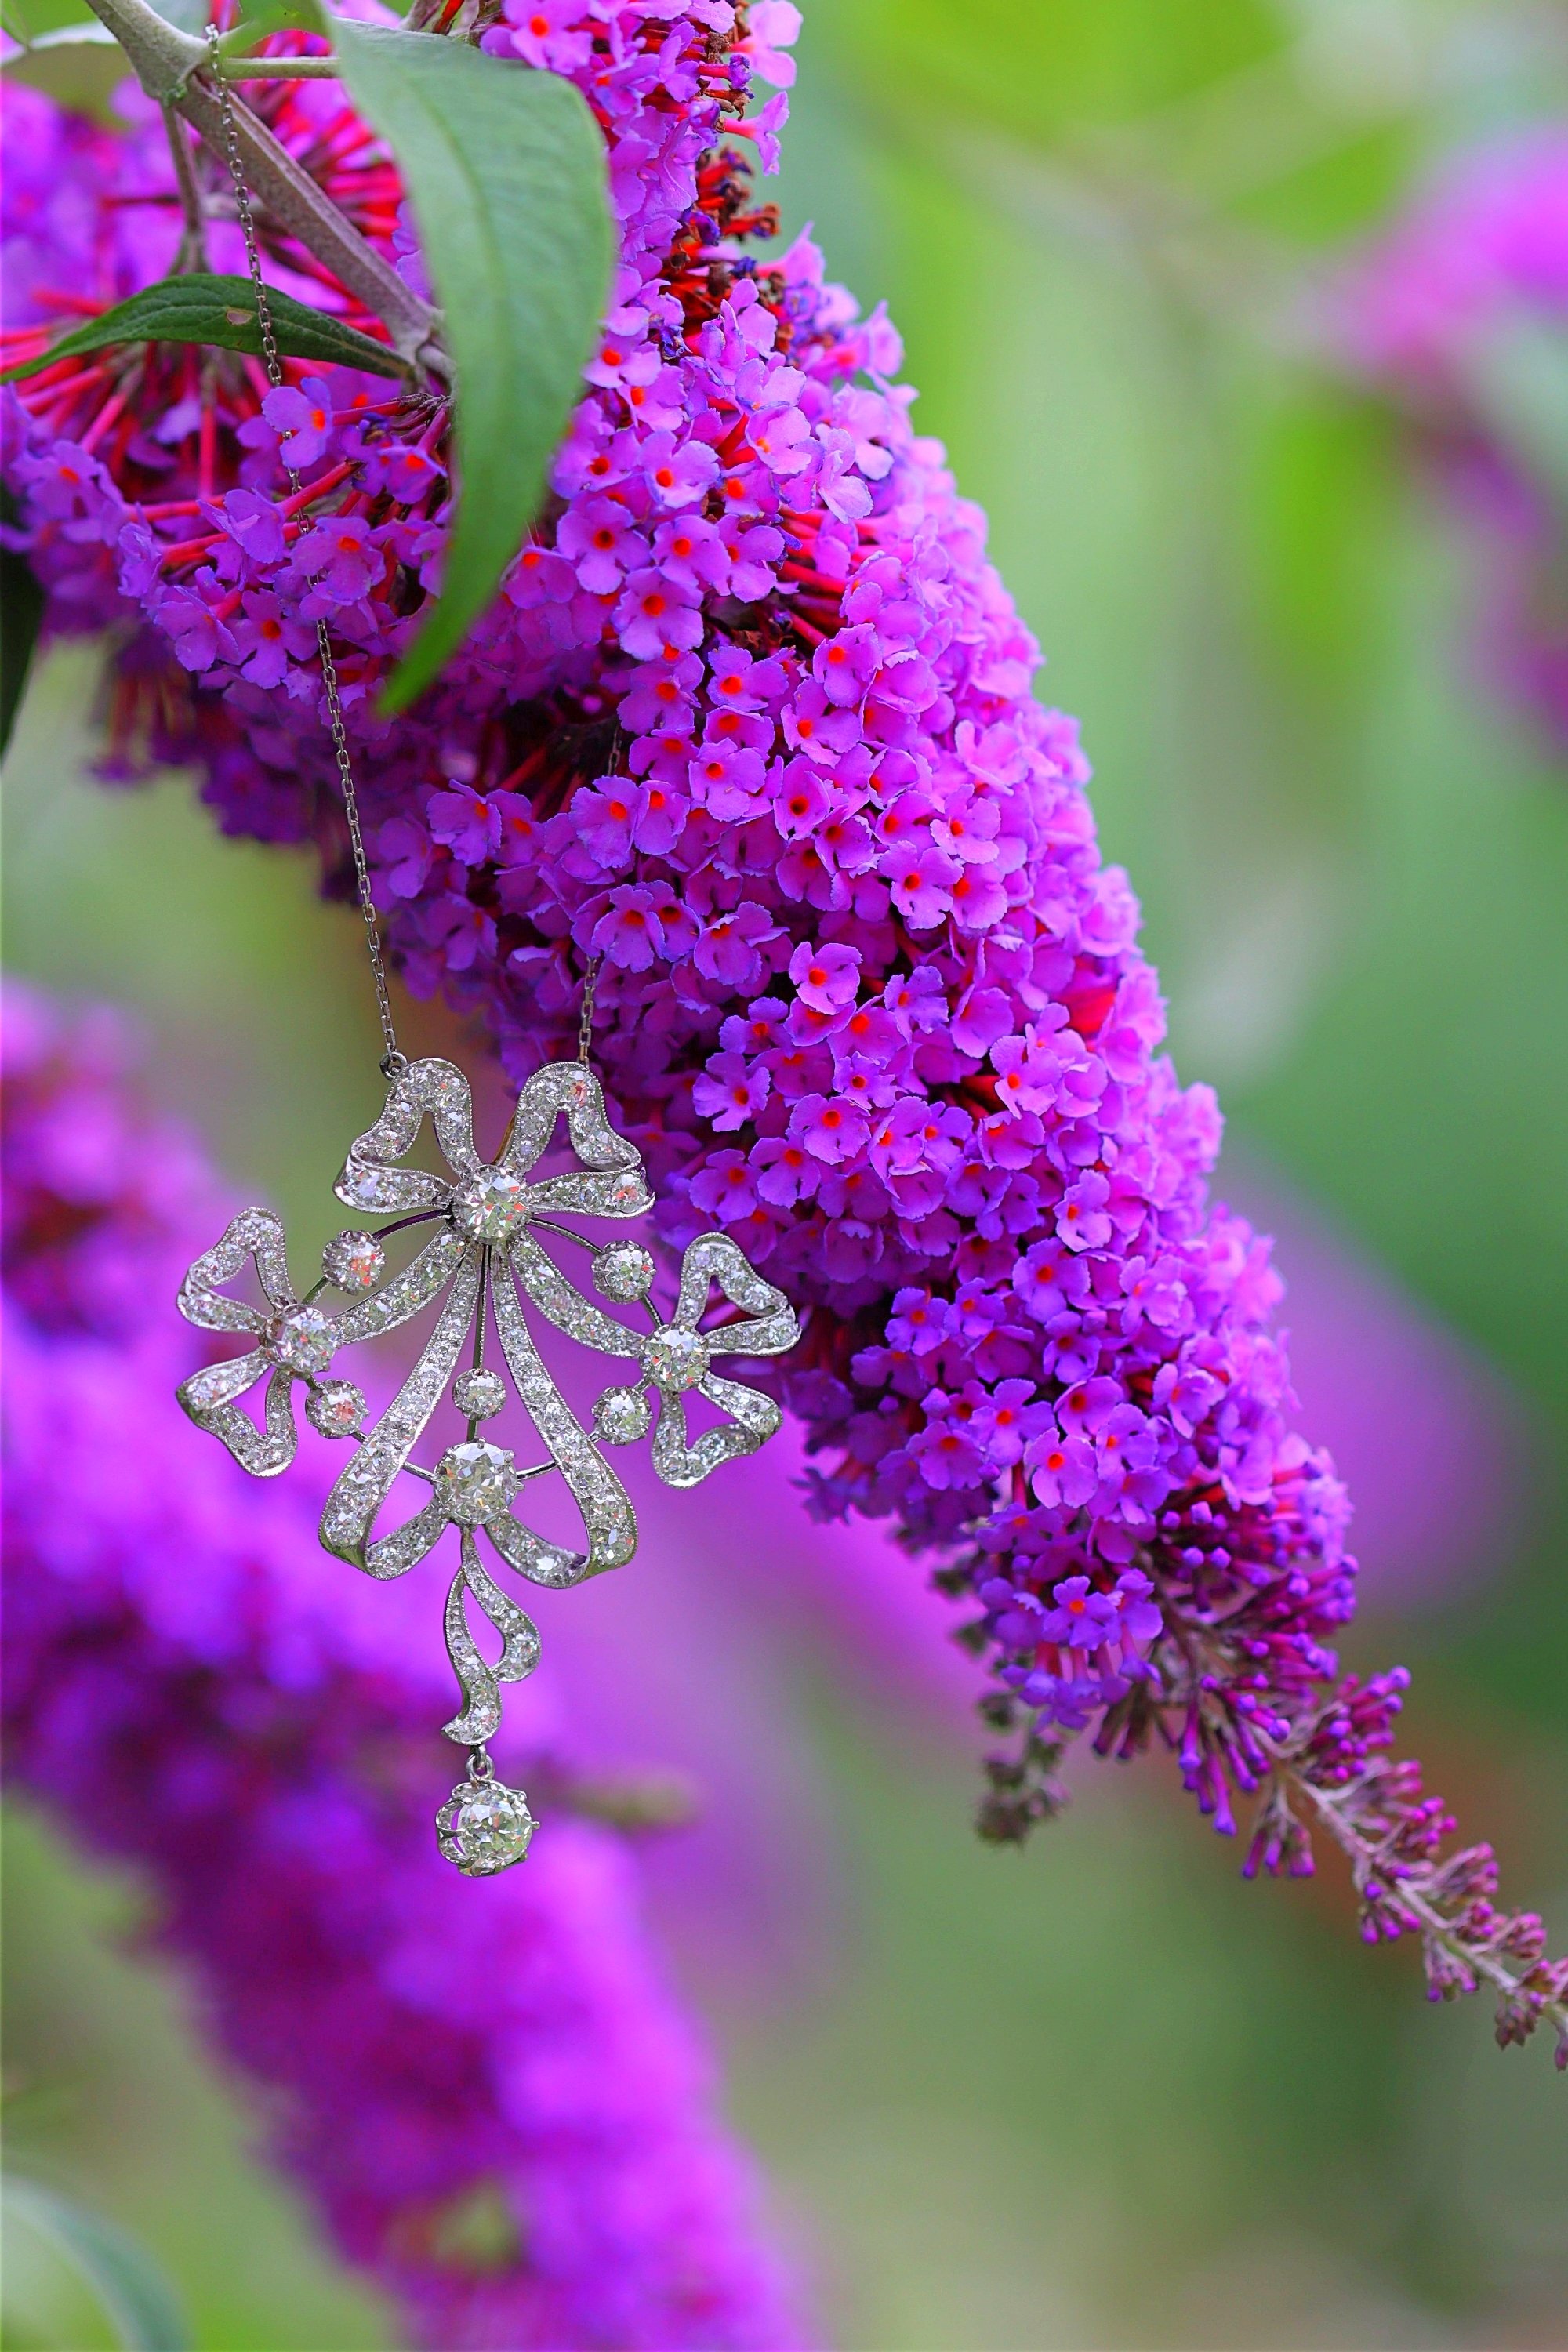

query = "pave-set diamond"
(176, 1054), (799, 1875)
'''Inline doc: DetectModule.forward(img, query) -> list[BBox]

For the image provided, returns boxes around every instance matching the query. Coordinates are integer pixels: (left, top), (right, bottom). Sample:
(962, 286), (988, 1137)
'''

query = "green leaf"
(0, 23), (132, 125)
(1, 488), (45, 760)
(0, 0), (100, 38)
(0, 270), (408, 383)
(146, 0), (212, 32)
(216, 0), (332, 52)
(325, 16), (613, 711)
(2, 2177), (191, 2352)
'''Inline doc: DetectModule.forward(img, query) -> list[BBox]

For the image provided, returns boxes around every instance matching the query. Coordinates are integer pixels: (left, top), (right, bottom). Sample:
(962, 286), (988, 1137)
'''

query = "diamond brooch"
(176, 1056), (798, 1874)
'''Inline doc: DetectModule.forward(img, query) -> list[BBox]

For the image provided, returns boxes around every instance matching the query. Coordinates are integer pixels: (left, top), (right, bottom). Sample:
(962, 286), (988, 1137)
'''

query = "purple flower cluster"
(3, 7), (1565, 2050)
(0, 13), (408, 650)
(1332, 129), (1568, 754)
(0, 980), (811, 2347)
(0, 72), (180, 632)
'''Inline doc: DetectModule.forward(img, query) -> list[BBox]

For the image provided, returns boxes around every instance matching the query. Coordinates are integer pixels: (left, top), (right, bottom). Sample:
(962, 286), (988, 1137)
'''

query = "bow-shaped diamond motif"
(176, 1057), (799, 1846)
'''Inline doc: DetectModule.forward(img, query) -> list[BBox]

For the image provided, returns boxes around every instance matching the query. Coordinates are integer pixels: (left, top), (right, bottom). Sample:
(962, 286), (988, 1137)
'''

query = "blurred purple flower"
(1332, 129), (1568, 757)
(0, 982), (813, 2347)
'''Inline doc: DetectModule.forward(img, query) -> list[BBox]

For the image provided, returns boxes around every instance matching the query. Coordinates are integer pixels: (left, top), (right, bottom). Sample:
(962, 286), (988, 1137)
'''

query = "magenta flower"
(261, 376), (339, 470)
(0, 981), (811, 2348)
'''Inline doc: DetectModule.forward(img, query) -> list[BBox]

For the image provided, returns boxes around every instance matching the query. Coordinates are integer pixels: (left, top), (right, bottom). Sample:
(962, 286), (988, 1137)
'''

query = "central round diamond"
(449, 1168), (530, 1245)
(266, 1304), (336, 1377)
(436, 1439), (517, 1524)
(644, 1324), (710, 1392)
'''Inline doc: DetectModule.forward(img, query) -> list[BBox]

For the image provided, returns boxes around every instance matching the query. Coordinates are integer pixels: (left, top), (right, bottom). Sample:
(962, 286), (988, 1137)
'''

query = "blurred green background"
(5, 2), (1568, 2346)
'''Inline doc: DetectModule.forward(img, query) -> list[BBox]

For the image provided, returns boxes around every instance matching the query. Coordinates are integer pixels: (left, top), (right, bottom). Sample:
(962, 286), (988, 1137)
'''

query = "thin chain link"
(206, 26), (406, 1077)
(576, 956), (601, 1064)
(575, 735), (622, 1065)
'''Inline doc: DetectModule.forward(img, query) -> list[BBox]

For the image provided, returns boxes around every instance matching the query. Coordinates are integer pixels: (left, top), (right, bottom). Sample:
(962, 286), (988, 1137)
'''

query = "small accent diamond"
(453, 1367), (506, 1420)
(595, 1385), (652, 1444)
(594, 1242), (655, 1301)
(645, 1324), (710, 1392)
(436, 1439), (517, 1524)
(265, 1304), (336, 1377)
(306, 1379), (366, 1439)
(450, 1168), (531, 1244)
(322, 1229), (384, 1292)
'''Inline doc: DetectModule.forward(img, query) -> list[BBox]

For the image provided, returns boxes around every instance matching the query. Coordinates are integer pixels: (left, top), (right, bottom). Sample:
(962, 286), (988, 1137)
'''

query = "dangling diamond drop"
(436, 1768), (535, 1875)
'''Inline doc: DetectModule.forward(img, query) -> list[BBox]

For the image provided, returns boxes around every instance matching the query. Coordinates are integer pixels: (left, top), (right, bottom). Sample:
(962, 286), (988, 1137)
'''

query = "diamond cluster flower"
(3, 13), (1566, 2051)
(0, 978), (811, 2345)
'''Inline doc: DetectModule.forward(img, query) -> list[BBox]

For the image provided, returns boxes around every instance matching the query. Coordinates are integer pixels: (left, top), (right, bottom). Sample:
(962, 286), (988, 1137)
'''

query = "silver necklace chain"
(204, 28), (601, 1079)
(208, 20), (403, 1077)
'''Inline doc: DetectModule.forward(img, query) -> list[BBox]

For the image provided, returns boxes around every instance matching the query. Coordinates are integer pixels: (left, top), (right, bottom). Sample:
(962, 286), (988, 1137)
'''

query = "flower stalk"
(161, 96), (209, 273)
(1288, 1764), (1568, 2063)
(219, 56), (344, 78)
(75, 0), (440, 366)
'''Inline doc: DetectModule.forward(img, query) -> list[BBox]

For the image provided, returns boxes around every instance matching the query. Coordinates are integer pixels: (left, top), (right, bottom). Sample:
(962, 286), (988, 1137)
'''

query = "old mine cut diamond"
(307, 1379), (366, 1439)
(266, 1304), (336, 1377)
(595, 1384), (652, 1444)
(594, 1242), (655, 1301)
(452, 1367), (506, 1420)
(436, 1439), (517, 1524)
(441, 1780), (535, 1875)
(645, 1324), (710, 1392)
(450, 1168), (531, 1245)
(322, 1229), (384, 1292)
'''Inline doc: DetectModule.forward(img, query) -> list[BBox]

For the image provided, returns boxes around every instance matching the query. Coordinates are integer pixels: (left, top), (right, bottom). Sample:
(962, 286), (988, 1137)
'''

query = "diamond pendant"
(175, 1057), (799, 1870)
(435, 1748), (535, 1877)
